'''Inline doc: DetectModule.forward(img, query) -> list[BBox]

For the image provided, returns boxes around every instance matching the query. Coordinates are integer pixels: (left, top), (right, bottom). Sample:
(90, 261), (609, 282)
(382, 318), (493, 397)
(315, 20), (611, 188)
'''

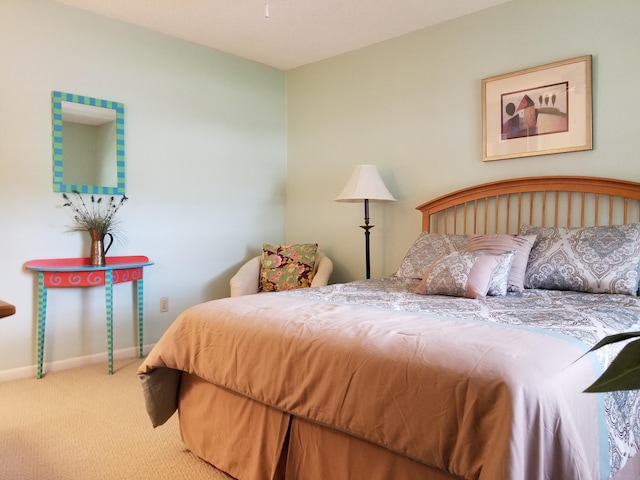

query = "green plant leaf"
(587, 331), (640, 352)
(584, 339), (640, 392)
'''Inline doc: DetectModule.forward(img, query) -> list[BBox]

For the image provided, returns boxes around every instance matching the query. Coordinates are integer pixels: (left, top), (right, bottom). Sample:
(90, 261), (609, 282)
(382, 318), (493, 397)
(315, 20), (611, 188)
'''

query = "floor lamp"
(335, 165), (396, 279)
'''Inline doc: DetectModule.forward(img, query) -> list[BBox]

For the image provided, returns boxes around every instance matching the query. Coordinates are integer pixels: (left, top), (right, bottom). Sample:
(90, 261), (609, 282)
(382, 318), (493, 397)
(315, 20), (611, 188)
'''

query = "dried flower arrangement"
(62, 191), (128, 239)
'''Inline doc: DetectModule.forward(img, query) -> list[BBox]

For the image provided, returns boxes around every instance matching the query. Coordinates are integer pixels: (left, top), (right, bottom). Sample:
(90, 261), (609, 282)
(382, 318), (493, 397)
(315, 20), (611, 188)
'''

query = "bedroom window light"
(335, 164), (396, 279)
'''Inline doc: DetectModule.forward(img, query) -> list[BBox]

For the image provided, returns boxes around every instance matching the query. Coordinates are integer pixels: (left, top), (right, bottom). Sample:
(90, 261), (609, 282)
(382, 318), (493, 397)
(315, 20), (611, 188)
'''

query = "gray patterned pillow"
(415, 251), (505, 299)
(486, 250), (516, 296)
(396, 233), (468, 279)
(519, 224), (640, 295)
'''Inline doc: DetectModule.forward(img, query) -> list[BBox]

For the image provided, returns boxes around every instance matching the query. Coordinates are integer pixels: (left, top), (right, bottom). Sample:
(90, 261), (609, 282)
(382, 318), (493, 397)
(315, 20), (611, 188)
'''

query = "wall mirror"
(52, 91), (125, 195)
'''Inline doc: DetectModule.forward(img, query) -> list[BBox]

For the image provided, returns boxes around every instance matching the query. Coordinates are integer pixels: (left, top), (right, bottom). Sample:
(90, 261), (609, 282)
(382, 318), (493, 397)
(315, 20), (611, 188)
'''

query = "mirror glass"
(52, 91), (125, 195)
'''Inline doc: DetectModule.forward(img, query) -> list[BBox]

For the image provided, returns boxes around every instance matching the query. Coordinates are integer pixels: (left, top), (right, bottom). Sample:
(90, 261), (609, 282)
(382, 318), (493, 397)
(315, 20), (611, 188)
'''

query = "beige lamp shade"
(335, 165), (396, 202)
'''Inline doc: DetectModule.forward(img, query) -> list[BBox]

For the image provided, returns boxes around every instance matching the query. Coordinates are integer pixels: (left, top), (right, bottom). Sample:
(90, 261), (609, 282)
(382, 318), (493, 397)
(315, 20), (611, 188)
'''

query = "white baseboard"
(0, 344), (156, 382)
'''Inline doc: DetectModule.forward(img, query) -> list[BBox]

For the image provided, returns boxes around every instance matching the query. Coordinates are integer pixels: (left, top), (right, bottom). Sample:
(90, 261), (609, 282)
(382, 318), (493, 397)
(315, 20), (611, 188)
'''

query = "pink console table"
(25, 256), (154, 378)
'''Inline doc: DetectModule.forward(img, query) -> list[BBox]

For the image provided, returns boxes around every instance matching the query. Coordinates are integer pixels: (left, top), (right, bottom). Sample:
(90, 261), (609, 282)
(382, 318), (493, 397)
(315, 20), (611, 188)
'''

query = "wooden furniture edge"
(0, 300), (16, 318)
(416, 176), (640, 232)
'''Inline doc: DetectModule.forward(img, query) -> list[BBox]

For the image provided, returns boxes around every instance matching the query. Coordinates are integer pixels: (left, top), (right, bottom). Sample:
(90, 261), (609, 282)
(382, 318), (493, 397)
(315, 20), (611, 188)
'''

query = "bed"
(138, 176), (640, 480)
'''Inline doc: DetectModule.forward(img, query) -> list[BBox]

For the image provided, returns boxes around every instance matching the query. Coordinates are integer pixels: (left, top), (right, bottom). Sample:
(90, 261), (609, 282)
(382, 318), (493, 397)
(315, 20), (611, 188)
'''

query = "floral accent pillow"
(259, 243), (318, 292)
(414, 251), (506, 299)
(519, 224), (640, 295)
(396, 233), (468, 279)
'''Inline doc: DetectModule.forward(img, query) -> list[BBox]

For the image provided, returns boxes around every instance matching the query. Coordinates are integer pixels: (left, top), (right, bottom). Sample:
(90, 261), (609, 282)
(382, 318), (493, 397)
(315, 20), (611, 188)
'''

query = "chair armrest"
(311, 253), (333, 287)
(229, 256), (261, 297)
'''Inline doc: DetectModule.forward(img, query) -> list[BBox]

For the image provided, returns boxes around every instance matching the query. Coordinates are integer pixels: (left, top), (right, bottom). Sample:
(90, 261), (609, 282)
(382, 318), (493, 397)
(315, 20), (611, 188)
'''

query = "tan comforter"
(138, 292), (602, 480)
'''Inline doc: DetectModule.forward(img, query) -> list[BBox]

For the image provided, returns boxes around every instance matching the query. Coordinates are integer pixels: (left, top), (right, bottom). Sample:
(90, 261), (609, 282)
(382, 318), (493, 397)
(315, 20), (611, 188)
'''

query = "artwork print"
(501, 82), (568, 140)
(482, 56), (592, 162)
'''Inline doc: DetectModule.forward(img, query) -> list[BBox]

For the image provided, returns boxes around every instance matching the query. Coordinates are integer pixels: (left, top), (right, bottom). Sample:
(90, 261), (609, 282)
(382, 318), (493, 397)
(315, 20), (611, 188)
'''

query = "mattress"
(139, 277), (640, 479)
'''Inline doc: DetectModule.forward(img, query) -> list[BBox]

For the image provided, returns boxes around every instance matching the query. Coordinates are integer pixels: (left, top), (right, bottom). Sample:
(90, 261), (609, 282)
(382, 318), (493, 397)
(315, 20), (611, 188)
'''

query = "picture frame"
(482, 55), (592, 162)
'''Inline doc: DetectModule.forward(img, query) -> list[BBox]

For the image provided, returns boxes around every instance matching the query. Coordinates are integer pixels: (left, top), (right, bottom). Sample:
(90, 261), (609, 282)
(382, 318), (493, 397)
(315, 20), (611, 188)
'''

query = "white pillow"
(463, 234), (536, 293)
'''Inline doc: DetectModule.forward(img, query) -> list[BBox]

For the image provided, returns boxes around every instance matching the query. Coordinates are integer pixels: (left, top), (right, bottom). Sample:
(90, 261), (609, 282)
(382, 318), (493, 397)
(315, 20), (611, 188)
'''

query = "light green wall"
(2, 0), (639, 375)
(0, 0), (286, 374)
(286, 0), (640, 283)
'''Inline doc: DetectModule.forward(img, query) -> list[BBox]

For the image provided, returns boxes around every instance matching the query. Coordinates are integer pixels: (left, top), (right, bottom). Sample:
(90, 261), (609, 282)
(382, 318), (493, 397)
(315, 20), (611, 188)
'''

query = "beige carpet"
(0, 358), (234, 480)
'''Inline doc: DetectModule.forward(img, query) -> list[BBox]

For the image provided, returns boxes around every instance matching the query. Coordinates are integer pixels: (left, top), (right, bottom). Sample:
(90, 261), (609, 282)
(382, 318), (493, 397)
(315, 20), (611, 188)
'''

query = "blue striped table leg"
(36, 272), (47, 379)
(136, 279), (144, 358)
(105, 270), (114, 374)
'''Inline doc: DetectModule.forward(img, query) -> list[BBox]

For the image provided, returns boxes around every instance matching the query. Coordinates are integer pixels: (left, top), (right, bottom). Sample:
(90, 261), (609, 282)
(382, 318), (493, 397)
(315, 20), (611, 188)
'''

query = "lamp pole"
(360, 198), (373, 279)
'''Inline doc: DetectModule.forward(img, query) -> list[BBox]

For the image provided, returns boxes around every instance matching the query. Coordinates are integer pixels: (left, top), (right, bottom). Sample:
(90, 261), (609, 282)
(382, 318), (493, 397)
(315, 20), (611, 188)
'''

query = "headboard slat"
(516, 193), (521, 232)
(417, 176), (640, 234)
(624, 198), (629, 224)
(609, 196), (614, 226)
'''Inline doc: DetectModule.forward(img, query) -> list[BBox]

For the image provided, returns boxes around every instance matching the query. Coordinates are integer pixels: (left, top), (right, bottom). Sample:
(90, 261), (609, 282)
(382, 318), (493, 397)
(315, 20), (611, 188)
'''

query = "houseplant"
(62, 191), (128, 266)
(584, 332), (640, 392)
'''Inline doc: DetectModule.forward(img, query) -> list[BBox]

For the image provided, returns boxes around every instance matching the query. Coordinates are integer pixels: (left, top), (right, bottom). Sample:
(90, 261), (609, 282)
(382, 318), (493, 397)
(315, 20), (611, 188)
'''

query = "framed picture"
(482, 55), (592, 162)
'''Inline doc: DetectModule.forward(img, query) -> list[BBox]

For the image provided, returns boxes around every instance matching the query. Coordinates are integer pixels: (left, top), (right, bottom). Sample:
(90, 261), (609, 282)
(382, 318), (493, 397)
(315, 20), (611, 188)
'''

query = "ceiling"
(53, 0), (511, 70)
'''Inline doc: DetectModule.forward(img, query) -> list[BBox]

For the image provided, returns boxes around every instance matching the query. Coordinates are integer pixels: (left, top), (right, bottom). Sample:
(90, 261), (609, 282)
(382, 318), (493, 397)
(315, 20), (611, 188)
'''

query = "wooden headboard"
(417, 176), (640, 234)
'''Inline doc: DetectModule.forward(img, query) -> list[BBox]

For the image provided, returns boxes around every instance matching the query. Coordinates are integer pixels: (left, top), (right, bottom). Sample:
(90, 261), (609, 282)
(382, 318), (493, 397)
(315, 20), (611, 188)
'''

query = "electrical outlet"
(160, 296), (169, 312)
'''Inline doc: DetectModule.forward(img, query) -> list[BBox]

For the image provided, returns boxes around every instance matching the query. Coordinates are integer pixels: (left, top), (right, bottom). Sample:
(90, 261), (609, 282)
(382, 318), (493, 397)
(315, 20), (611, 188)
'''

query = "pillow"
(396, 233), (468, 279)
(259, 243), (318, 292)
(519, 224), (640, 295)
(486, 250), (516, 296)
(462, 234), (536, 293)
(414, 251), (505, 299)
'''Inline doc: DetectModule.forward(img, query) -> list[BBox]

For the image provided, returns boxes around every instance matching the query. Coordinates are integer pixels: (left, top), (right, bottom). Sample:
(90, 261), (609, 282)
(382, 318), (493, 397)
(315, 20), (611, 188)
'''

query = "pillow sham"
(414, 251), (506, 299)
(462, 234), (536, 293)
(519, 224), (640, 295)
(396, 232), (468, 279)
(486, 250), (516, 296)
(259, 243), (318, 293)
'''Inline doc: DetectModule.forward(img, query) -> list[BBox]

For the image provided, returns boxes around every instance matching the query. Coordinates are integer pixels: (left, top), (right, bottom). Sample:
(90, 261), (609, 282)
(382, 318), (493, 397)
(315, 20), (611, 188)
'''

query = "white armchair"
(230, 250), (333, 297)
